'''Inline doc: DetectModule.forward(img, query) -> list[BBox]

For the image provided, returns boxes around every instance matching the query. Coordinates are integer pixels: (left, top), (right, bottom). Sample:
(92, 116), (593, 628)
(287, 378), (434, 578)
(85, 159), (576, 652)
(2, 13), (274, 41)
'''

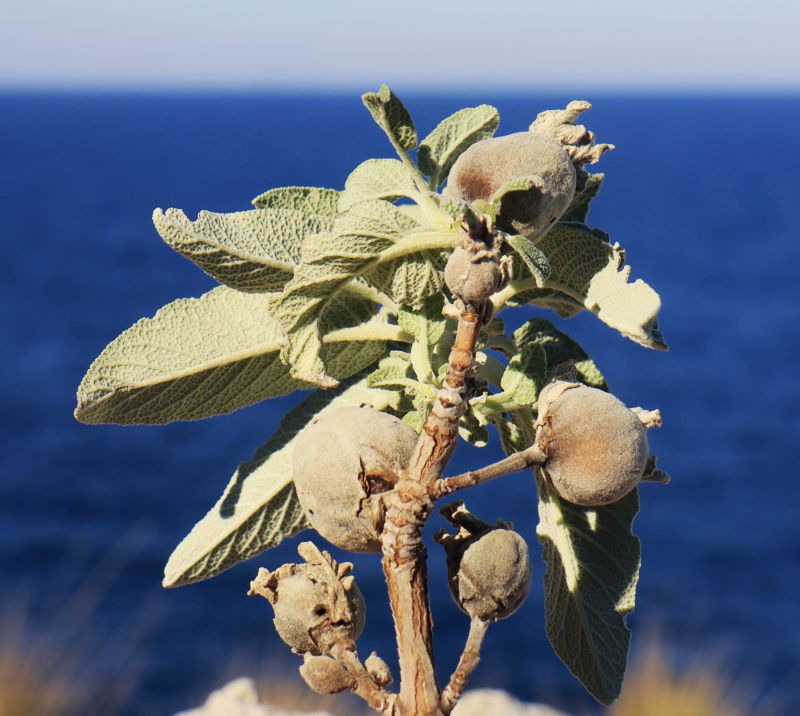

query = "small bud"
(536, 380), (658, 506)
(443, 221), (510, 305)
(437, 503), (531, 623)
(249, 543), (365, 655)
(293, 406), (418, 552)
(365, 652), (392, 687)
(299, 654), (354, 694)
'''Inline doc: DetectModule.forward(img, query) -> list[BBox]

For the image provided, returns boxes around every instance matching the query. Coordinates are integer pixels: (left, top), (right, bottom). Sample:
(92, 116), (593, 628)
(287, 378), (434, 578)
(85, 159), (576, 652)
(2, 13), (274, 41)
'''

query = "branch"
(433, 444), (547, 499)
(440, 618), (489, 714)
(382, 305), (487, 716)
(331, 642), (398, 716)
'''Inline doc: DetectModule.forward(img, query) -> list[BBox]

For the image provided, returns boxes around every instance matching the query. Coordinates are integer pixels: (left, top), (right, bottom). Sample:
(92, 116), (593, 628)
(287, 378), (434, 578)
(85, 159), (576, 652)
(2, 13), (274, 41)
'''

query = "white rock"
(175, 679), (566, 716)
(173, 677), (334, 716)
(453, 689), (570, 716)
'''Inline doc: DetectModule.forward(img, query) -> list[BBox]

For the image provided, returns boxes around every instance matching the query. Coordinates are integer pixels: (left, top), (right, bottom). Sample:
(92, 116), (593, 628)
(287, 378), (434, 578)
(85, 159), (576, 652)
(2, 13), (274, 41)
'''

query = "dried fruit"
(365, 652), (393, 687)
(293, 406), (418, 552)
(444, 101), (612, 241)
(437, 503), (531, 623)
(248, 542), (365, 655)
(299, 654), (355, 694)
(535, 380), (655, 506)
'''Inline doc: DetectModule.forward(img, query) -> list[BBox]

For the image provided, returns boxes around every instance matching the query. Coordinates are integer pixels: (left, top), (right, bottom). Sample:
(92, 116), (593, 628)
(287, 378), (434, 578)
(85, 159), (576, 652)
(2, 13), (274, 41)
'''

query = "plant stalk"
(380, 306), (485, 716)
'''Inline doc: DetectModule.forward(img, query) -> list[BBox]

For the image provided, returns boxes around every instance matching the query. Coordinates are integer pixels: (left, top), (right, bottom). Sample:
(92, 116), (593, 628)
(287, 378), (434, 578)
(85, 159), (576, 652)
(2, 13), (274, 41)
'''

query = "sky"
(1, 0), (799, 91)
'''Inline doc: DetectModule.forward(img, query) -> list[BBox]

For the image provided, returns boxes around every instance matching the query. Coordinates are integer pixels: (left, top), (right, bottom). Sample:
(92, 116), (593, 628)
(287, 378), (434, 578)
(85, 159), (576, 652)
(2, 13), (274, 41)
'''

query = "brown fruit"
(444, 131), (576, 240)
(293, 406), (418, 552)
(248, 543), (366, 656)
(444, 243), (505, 304)
(299, 654), (354, 694)
(536, 381), (649, 506)
(438, 504), (531, 623)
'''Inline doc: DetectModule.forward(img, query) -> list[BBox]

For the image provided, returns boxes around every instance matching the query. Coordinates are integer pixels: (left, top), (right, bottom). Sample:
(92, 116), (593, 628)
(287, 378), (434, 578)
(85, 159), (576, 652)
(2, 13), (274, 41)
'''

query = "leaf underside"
(537, 483), (641, 705)
(153, 207), (333, 293)
(269, 200), (446, 386)
(75, 286), (386, 424)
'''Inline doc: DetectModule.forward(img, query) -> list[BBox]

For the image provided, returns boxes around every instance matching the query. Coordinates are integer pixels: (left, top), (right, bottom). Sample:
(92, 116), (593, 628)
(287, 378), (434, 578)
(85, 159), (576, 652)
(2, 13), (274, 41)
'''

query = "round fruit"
(444, 243), (505, 304)
(536, 381), (649, 506)
(293, 406), (419, 552)
(444, 131), (577, 240)
(299, 654), (354, 694)
(265, 563), (366, 655)
(448, 527), (532, 622)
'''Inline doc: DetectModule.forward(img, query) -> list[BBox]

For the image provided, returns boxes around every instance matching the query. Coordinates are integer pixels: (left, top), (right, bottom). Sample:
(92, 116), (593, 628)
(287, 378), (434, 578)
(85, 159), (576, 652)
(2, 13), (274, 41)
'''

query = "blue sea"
(1, 92), (799, 715)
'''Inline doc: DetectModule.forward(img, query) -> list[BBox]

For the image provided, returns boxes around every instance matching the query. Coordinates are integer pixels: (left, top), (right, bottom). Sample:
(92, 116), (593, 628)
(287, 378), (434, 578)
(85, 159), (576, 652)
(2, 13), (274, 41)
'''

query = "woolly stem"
(381, 305), (485, 716)
(433, 444), (547, 499)
(440, 618), (489, 714)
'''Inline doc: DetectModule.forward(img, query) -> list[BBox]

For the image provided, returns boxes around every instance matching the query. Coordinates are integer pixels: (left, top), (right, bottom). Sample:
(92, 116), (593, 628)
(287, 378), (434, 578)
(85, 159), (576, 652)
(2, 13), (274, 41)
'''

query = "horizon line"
(2, 82), (799, 97)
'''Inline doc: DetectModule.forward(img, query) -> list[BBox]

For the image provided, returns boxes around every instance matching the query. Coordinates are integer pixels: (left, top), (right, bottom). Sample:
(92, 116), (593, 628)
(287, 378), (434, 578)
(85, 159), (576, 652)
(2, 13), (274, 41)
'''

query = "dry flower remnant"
(75, 86), (669, 715)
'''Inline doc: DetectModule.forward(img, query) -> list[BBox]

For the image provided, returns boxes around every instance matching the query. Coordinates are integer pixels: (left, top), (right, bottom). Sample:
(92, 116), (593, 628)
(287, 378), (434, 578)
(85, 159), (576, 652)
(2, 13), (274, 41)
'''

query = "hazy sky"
(2, 0), (799, 90)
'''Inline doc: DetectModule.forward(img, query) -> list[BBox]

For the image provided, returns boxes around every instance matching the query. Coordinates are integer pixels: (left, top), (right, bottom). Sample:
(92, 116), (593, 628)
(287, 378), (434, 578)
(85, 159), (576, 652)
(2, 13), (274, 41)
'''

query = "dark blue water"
(1, 92), (799, 715)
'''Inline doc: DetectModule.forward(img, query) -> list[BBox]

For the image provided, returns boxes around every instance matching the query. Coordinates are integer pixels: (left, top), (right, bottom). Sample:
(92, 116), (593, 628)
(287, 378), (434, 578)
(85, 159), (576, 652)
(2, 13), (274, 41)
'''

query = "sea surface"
(1, 92), (799, 715)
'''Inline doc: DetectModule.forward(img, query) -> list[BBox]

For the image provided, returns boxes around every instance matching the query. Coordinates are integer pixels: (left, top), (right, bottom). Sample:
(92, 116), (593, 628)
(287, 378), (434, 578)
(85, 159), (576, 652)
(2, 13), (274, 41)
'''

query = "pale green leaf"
(398, 293), (446, 346)
(500, 343), (547, 407)
(163, 372), (383, 587)
(339, 159), (419, 212)
(458, 411), (489, 448)
(504, 234), (551, 284)
(417, 104), (500, 187)
(536, 224), (666, 349)
(270, 200), (452, 386)
(153, 207), (332, 293)
(399, 294), (446, 383)
(75, 286), (388, 425)
(367, 352), (414, 389)
(251, 186), (340, 216)
(513, 318), (608, 390)
(362, 85), (418, 150)
(537, 481), (641, 704)
(562, 173), (604, 223)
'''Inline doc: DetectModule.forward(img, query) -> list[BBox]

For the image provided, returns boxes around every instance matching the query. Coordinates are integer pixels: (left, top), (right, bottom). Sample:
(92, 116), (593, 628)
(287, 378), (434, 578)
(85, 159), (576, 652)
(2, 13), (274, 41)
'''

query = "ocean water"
(1, 92), (799, 715)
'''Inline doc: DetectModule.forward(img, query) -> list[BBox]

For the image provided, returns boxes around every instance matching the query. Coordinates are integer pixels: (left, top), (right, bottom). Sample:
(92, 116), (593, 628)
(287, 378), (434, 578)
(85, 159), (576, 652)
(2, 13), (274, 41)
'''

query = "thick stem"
(381, 483), (439, 715)
(433, 444), (547, 499)
(440, 618), (489, 714)
(381, 306), (485, 716)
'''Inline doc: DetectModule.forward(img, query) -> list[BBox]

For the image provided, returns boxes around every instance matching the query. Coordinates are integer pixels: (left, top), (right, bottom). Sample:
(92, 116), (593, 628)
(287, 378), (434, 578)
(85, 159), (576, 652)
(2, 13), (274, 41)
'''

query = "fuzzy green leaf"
(562, 173), (604, 223)
(367, 352), (413, 386)
(504, 234), (551, 284)
(339, 159), (419, 212)
(513, 318), (608, 390)
(270, 200), (452, 386)
(399, 294), (447, 384)
(500, 343), (547, 407)
(458, 410), (489, 447)
(163, 373), (384, 587)
(251, 186), (340, 216)
(492, 409), (640, 705)
(531, 224), (666, 350)
(539, 225), (665, 349)
(362, 85), (418, 150)
(74, 286), (388, 425)
(537, 481), (641, 704)
(417, 104), (500, 187)
(153, 208), (333, 293)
